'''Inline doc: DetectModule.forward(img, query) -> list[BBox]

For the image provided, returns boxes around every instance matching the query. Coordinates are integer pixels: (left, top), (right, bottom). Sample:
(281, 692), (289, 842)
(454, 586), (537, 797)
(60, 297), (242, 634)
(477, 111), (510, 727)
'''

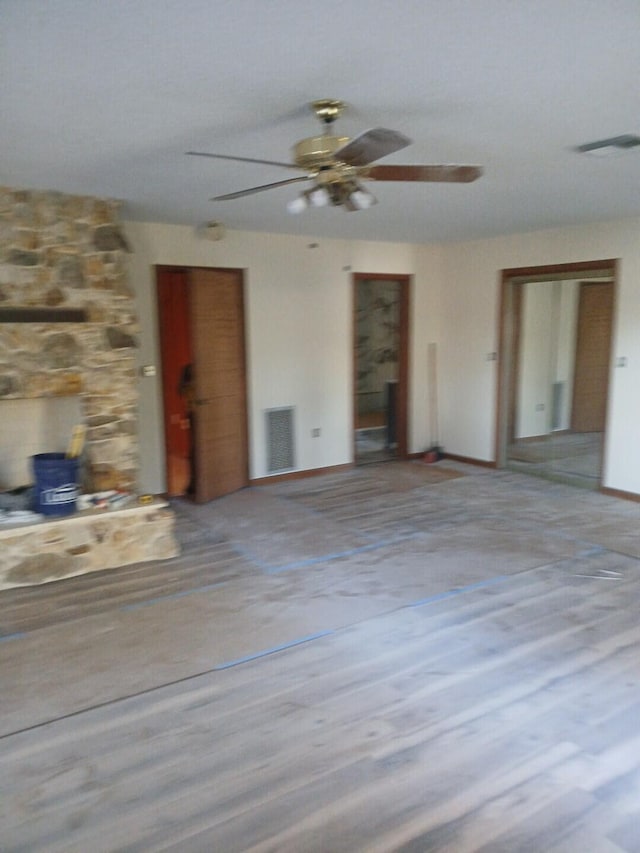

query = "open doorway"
(353, 273), (409, 464)
(496, 260), (616, 490)
(156, 265), (249, 502)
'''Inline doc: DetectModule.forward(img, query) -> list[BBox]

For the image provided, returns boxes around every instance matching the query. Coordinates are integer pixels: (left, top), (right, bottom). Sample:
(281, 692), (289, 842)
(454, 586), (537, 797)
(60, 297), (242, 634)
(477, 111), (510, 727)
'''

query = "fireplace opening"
(1, 397), (84, 490)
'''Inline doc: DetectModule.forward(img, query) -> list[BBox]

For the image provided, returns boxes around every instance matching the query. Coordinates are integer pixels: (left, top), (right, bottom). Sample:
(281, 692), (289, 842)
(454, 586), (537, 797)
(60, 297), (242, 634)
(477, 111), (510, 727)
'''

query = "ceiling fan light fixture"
(349, 186), (377, 210)
(286, 195), (308, 214)
(307, 185), (330, 207)
(288, 180), (378, 213)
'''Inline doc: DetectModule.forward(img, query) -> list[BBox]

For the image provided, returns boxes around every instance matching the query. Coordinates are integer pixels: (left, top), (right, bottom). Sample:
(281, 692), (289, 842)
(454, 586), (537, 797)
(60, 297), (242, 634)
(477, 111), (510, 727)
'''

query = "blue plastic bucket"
(32, 453), (80, 516)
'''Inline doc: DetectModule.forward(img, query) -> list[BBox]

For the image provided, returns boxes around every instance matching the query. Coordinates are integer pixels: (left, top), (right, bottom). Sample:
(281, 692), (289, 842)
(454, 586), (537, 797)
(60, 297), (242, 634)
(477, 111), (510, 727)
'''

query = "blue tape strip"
(0, 632), (26, 643)
(576, 545), (607, 558)
(213, 630), (334, 670)
(230, 543), (271, 572)
(409, 574), (509, 608)
(266, 538), (405, 575)
(120, 580), (229, 612)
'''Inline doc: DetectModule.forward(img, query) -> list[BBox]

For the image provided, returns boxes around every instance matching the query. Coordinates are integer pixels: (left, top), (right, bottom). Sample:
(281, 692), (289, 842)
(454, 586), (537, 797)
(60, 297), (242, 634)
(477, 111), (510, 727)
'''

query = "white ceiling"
(3, 0), (640, 244)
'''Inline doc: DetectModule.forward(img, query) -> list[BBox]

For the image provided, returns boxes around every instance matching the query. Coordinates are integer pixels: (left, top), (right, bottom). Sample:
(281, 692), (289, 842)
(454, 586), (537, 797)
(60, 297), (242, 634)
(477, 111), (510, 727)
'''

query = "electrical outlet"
(141, 365), (156, 377)
(311, 428), (321, 438)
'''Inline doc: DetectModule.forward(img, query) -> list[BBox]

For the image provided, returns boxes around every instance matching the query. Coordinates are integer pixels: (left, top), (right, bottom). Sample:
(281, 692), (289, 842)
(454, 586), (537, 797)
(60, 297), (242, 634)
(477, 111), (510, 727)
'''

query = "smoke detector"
(196, 221), (226, 241)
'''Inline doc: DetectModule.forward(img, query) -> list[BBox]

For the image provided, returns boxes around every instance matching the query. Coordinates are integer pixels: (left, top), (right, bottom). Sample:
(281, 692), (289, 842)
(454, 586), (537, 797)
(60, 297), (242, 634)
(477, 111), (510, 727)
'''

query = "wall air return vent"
(266, 407), (295, 473)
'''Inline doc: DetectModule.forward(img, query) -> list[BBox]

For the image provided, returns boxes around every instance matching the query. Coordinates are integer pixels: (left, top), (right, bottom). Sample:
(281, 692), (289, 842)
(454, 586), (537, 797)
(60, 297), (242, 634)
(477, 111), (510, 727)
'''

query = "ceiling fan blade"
(211, 175), (310, 201)
(367, 164), (483, 183)
(335, 128), (412, 167)
(187, 151), (298, 170)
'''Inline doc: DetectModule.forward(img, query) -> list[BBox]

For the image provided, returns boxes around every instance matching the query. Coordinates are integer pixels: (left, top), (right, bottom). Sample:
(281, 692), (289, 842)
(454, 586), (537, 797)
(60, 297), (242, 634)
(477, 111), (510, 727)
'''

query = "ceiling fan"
(187, 99), (483, 213)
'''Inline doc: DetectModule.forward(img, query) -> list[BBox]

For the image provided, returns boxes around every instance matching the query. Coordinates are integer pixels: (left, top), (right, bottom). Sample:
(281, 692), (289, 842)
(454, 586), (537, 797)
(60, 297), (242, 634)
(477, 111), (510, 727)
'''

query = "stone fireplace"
(0, 187), (178, 589)
(0, 187), (139, 491)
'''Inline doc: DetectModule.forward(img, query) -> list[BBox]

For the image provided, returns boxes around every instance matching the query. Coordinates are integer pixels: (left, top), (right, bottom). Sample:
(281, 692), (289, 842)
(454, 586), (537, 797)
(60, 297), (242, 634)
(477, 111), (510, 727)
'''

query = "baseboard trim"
(250, 462), (353, 486)
(443, 453), (496, 469)
(513, 429), (572, 443)
(409, 451), (496, 469)
(600, 485), (640, 503)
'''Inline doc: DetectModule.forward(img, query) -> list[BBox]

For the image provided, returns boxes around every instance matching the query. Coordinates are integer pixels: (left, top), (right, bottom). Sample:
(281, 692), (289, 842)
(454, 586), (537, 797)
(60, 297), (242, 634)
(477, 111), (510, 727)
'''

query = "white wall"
(438, 218), (640, 493)
(126, 216), (640, 497)
(125, 222), (442, 493)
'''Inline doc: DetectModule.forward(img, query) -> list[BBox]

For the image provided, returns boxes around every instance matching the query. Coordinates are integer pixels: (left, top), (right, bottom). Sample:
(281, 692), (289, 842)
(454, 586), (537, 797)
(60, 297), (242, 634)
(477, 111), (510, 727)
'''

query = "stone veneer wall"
(0, 187), (139, 491)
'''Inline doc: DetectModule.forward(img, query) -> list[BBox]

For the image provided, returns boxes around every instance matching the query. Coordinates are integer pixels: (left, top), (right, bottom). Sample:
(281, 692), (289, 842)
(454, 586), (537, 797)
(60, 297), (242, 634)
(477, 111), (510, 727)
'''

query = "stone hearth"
(0, 500), (178, 590)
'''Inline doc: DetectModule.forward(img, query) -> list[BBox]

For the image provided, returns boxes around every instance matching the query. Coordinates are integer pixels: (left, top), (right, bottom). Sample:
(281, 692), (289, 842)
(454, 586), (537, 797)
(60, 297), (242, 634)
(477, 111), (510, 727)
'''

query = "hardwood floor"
(2, 462), (640, 851)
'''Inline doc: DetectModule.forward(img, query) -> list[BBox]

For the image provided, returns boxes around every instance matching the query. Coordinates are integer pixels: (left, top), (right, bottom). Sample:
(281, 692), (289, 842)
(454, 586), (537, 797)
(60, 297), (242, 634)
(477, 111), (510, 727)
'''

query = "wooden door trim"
(495, 259), (617, 484)
(352, 272), (411, 460)
(506, 282), (523, 448)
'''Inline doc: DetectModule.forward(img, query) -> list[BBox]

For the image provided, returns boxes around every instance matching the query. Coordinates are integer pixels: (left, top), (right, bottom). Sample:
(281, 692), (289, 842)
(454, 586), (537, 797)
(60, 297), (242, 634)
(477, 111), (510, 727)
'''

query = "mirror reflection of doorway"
(498, 261), (616, 490)
(353, 274), (409, 465)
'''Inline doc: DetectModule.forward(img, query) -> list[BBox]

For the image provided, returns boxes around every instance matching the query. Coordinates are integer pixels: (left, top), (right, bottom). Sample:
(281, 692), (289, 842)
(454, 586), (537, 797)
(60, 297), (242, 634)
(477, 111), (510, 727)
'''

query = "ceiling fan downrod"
(311, 99), (346, 129)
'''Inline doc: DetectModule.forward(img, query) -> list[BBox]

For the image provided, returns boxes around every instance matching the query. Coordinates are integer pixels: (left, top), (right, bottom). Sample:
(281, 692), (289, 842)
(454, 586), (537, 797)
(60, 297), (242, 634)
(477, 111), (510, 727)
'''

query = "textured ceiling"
(3, 0), (640, 243)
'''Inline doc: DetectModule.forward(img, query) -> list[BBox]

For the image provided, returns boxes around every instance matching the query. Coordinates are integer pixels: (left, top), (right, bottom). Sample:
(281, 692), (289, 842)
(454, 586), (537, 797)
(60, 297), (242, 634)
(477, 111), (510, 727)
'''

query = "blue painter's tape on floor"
(120, 580), (229, 612)
(229, 542), (272, 572)
(577, 545), (607, 558)
(266, 536), (414, 575)
(409, 574), (509, 608)
(213, 630), (334, 671)
(0, 632), (26, 643)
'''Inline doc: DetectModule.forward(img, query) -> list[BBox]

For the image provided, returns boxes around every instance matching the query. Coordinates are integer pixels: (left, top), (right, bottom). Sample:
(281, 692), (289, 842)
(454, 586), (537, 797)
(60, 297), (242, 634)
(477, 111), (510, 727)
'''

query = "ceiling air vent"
(575, 134), (640, 156)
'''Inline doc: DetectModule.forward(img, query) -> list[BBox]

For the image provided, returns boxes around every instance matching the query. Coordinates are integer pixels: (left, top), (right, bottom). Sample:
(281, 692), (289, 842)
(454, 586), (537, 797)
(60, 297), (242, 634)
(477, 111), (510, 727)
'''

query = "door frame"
(495, 259), (617, 485)
(155, 264), (249, 499)
(352, 272), (411, 461)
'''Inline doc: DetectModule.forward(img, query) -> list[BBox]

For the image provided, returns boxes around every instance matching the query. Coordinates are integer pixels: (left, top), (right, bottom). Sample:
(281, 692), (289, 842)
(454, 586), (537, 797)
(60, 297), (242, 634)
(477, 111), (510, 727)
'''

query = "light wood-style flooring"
(2, 461), (640, 851)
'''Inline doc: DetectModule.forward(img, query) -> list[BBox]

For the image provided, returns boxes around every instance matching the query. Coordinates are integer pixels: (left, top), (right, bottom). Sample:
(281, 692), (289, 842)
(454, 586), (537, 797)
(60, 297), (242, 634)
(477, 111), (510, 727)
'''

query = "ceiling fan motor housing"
(292, 135), (350, 169)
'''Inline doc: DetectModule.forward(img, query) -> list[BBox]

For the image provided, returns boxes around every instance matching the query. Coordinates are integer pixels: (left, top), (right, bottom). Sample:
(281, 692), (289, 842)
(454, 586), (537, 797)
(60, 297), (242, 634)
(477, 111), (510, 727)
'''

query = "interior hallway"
(2, 461), (640, 851)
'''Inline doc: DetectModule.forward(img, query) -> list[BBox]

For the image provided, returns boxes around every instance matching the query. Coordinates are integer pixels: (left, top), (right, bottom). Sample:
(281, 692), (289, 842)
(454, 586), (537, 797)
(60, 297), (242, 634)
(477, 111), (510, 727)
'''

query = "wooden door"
(571, 281), (614, 433)
(189, 268), (249, 502)
(157, 268), (192, 496)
